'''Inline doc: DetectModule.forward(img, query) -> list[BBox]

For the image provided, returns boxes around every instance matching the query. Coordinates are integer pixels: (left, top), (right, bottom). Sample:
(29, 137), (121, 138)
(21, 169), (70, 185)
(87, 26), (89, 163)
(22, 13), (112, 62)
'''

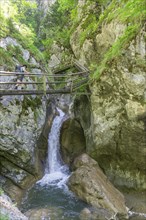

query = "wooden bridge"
(0, 60), (90, 96)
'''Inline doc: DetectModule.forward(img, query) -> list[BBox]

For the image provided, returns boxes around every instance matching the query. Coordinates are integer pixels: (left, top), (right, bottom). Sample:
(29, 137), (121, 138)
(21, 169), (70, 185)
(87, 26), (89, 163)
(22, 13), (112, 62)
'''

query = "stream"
(20, 108), (88, 219)
(20, 108), (146, 220)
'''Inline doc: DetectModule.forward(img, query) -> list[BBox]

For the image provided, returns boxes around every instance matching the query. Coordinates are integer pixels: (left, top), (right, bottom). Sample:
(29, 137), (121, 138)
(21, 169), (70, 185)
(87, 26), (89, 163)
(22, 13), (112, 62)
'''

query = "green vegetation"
(0, 0), (145, 81)
(91, 0), (146, 79)
(93, 24), (141, 79)
(0, 189), (9, 220)
(0, 187), (4, 195)
(0, 214), (9, 220)
(38, 1), (74, 60)
(39, 0), (145, 82)
(0, 0), (45, 69)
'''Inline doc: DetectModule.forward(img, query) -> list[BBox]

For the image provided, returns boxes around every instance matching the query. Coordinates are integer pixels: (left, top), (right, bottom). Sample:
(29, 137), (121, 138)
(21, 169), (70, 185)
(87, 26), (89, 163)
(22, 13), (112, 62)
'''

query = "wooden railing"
(0, 61), (90, 96)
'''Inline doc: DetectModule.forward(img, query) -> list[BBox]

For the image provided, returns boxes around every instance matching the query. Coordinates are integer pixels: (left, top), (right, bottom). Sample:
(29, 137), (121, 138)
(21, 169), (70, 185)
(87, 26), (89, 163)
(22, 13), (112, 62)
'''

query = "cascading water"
(38, 108), (69, 187)
(20, 108), (88, 220)
(20, 108), (146, 220)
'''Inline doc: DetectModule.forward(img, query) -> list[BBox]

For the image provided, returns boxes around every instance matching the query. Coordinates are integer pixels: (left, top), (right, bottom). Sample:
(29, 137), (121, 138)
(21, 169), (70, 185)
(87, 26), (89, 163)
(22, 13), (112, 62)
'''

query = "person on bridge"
(15, 64), (28, 89)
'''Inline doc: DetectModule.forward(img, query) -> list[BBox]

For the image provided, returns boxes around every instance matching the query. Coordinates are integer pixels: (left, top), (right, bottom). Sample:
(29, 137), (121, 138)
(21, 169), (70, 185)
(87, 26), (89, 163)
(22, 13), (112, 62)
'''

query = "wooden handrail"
(0, 61), (90, 96)
(0, 82), (62, 85)
(0, 71), (88, 77)
(0, 89), (71, 95)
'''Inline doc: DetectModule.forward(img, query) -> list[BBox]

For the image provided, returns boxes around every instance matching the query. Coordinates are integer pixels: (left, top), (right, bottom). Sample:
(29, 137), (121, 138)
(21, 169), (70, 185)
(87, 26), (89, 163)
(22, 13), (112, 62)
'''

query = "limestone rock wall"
(70, 4), (146, 190)
(0, 95), (45, 202)
(88, 36), (146, 189)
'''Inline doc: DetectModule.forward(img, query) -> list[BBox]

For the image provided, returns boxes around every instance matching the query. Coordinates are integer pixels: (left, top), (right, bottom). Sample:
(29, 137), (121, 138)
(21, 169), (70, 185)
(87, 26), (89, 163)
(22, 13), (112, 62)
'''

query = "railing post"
(43, 74), (46, 95)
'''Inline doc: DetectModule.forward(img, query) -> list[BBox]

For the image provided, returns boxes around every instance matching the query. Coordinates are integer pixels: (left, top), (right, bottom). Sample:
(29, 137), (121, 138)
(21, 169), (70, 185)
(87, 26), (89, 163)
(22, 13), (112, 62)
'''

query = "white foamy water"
(129, 210), (146, 219)
(37, 108), (70, 188)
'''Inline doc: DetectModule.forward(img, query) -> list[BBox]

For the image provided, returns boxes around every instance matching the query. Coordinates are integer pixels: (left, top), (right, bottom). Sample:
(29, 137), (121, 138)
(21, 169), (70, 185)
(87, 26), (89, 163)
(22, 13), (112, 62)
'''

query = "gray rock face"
(0, 96), (58, 203)
(0, 37), (30, 62)
(0, 36), (39, 65)
(0, 95), (46, 202)
(68, 154), (128, 219)
(0, 37), (20, 49)
(48, 43), (72, 69)
(71, 19), (146, 190)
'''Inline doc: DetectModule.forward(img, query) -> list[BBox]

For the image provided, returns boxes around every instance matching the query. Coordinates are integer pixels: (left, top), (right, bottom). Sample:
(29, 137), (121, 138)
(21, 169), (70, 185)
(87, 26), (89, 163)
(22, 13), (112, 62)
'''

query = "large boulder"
(68, 154), (128, 219)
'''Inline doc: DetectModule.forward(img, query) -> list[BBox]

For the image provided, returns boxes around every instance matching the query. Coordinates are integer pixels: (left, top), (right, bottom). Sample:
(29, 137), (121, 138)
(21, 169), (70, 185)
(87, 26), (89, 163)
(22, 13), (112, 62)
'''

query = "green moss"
(135, 58), (146, 69)
(0, 214), (9, 220)
(93, 24), (141, 79)
(79, 14), (98, 46)
(0, 48), (15, 70)
(90, 0), (146, 80)
(78, 0), (145, 49)
(0, 7), (45, 66)
(0, 187), (4, 195)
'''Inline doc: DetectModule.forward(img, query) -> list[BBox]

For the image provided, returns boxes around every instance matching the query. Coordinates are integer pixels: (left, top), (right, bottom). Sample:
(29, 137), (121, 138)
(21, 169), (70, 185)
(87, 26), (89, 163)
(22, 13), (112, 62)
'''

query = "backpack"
(15, 65), (22, 72)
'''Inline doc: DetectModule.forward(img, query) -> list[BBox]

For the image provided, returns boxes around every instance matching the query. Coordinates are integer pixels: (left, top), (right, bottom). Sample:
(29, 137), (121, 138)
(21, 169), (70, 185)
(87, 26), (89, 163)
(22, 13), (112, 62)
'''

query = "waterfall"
(37, 108), (70, 187)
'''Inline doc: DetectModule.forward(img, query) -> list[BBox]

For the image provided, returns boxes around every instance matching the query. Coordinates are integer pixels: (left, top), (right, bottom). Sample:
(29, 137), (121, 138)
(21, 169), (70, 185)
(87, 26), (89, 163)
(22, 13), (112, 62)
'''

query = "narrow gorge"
(0, 0), (146, 220)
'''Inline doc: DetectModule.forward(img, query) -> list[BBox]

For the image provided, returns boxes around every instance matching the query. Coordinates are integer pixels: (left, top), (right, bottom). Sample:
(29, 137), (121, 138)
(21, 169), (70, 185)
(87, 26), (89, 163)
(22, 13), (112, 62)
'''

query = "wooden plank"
(0, 71), (88, 77)
(0, 89), (71, 96)
(0, 82), (63, 85)
(0, 80), (89, 96)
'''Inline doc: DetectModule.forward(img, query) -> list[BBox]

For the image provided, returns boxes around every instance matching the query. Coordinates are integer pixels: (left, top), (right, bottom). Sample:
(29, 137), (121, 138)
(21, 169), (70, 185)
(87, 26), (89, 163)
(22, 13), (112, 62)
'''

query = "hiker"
(15, 64), (28, 89)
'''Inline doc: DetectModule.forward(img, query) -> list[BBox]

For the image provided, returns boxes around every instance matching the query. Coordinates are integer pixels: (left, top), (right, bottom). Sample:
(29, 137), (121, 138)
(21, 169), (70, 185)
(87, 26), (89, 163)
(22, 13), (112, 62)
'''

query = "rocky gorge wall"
(0, 94), (59, 203)
(0, 95), (44, 202)
(61, 1), (146, 191)
(0, 36), (60, 203)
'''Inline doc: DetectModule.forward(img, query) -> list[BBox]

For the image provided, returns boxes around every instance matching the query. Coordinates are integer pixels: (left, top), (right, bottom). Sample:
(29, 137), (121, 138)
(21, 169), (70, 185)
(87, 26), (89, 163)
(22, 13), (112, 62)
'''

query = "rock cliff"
(73, 28), (146, 190)
(0, 95), (44, 202)
(61, 0), (146, 190)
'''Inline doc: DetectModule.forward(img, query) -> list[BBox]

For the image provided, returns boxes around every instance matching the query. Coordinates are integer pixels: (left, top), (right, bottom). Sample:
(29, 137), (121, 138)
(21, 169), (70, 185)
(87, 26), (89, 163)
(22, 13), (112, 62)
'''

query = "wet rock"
(80, 207), (112, 220)
(68, 154), (128, 219)
(123, 191), (146, 214)
(25, 207), (63, 220)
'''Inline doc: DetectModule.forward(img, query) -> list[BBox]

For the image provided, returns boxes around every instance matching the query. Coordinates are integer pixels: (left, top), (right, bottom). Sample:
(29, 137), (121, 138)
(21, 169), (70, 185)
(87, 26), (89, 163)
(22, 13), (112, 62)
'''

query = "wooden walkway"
(0, 60), (89, 96)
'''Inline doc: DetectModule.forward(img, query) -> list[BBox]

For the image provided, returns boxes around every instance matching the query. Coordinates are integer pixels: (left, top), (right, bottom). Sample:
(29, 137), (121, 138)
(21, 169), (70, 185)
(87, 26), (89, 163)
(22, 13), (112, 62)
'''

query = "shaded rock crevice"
(60, 118), (86, 166)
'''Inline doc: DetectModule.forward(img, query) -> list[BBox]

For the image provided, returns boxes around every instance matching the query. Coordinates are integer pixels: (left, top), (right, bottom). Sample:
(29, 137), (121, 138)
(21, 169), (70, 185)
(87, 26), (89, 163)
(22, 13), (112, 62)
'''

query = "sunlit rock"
(68, 154), (128, 219)
(0, 194), (28, 220)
